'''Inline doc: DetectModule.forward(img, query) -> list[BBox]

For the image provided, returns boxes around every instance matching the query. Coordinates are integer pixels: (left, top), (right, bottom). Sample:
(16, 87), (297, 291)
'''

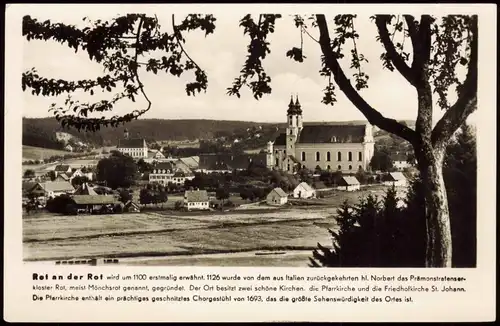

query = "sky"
(21, 5), (475, 125)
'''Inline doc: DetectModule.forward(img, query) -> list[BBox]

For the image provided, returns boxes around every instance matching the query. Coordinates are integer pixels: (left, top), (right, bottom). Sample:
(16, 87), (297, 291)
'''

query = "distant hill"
(22, 117), (415, 148)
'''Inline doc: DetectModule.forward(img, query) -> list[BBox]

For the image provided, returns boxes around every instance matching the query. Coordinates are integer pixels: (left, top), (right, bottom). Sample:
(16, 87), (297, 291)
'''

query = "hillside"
(22, 117), (280, 147)
(22, 117), (415, 148)
(22, 145), (76, 161)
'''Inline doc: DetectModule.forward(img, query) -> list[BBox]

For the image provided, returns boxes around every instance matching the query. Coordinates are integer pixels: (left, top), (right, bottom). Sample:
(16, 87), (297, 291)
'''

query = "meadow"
(23, 207), (338, 263)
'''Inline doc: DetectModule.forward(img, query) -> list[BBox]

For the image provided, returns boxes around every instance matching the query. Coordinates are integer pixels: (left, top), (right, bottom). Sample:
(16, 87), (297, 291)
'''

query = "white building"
(144, 149), (167, 163)
(149, 162), (195, 185)
(266, 187), (288, 206)
(337, 176), (361, 192)
(65, 144), (73, 152)
(184, 190), (210, 211)
(293, 182), (316, 199)
(31, 181), (75, 198)
(54, 164), (72, 176)
(391, 153), (410, 170)
(383, 172), (407, 187)
(267, 96), (375, 174)
(116, 129), (148, 159)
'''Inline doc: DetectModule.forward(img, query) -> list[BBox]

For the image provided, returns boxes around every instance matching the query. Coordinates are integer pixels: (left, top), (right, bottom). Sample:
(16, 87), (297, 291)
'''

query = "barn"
(266, 187), (288, 206)
(383, 172), (407, 187)
(336, 176), (361, 191)
(293, 182), (316, 199)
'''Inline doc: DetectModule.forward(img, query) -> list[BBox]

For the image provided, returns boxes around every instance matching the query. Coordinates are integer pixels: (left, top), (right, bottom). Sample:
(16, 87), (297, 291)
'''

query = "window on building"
(337, 165), (341, 170)
(316, 152), (320, 161)
(359, 165), (363, 170)
(348, 152), (353, 161)
(287, 164), (290, 171)
(275, 150), (278, 154)
(296, 116), (299, 125)
(301, 152), (306, 161)
(358, 152), (362, 161)
(290, 129), (293, 135)
(349, 165), (352, 170)
(284, 150), (286, 155)
(337, 152), (342, 161)
(327, 152), (331, 161)
(275, 158), (278, 166)
(327, 165), (331, 170)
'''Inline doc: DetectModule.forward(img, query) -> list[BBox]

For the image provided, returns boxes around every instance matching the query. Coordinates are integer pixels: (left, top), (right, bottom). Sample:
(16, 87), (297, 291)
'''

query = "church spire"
(287, 94), (302, 115)
(294, 94), (302, 114)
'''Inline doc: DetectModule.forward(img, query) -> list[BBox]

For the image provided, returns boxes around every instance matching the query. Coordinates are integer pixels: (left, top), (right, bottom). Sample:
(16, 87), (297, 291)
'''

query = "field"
(159, 140), (200, 148)
(23, 178), (404, 266)
(23, 207), (338, 266)
(22, 145), (77, 161)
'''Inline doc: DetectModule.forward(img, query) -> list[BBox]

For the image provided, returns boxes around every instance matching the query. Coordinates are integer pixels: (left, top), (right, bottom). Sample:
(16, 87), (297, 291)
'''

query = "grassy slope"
(22, 145), (82, 161)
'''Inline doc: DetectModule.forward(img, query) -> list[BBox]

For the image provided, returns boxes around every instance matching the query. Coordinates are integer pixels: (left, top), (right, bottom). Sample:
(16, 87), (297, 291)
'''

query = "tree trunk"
(416, 145), (452, 267)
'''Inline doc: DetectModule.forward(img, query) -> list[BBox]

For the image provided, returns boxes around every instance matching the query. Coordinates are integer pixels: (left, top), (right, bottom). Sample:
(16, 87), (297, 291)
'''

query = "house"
(184, 190), (210, 211)
(145, 149), (167, 163)
(22, 181), (37, 201)
(71, 195), (121, 213)
(177, 156), (200, 171)
(383, 172), (407, 187)
(391, 153), (410, 170)
(336, 176), (361, 191)
(116, 129), (148, 159)
(172, 171), (195, 185)
(293, 182), (316, 199)
(266, 187), (288, 206)
(73, 183), (99, 195)
(31, 181), (75, 198)
(148, 162), (193, 185)
(267, 95), (375, 173)
(73, 183), (114, 196)
(55, 173), (70, 182)
(54, 164), (72, 176)
(65, 144), (73, 152)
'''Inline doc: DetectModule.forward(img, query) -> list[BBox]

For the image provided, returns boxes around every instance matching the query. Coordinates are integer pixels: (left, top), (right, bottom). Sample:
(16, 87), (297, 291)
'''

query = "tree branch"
(404, 15), (420, 71)
(316, 14), (417, 144)
(431, 16), (478, 148)
(375, 15), (416, 86)
(133, 17), (152, 117)
(301, 26), (319, 43)
(418, 15), (433, 64)
(171, 14), (203, 72)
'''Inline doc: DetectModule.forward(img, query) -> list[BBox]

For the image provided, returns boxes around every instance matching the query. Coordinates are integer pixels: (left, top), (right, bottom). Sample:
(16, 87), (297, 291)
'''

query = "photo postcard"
(3, 3), (497, 322)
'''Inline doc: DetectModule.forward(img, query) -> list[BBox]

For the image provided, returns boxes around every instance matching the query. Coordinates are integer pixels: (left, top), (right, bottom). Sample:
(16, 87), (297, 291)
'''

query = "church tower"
(285, 95), (303, 172)
(362, 123), (375, 171)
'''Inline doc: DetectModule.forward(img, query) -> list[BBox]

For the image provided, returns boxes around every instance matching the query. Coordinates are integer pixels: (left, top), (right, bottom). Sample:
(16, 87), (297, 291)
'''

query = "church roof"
(297, 124), (365, 144)
(273, 133), (287, 146)
(117, 138), (146, 149)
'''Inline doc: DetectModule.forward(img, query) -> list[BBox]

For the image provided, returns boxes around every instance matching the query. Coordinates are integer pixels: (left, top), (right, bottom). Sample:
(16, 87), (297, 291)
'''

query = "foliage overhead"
(23, 13), (477, 142)
(23, 14), (216, 131)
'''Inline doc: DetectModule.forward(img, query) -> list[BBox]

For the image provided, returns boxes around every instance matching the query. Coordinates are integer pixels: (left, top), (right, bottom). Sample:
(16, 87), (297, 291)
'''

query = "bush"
(174, 201), (184, 210)
(46, 195), (75, 214)
(309, 185), (426, 268)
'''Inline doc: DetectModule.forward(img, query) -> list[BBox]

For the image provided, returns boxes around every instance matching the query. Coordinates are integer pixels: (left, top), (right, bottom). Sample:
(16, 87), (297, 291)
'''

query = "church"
(266, 96), (375, 173)
(116, 129), (148, 159)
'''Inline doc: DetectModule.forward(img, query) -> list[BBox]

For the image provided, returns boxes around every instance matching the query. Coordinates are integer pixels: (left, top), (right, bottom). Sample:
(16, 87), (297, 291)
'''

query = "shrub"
(309, 185), (426, 268)
(174, 201), (184, 210)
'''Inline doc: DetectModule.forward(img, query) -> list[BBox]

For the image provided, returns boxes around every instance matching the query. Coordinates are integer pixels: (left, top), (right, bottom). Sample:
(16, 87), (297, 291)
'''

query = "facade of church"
(266, 96), (375, 173)
(116, 129), (148, 159)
